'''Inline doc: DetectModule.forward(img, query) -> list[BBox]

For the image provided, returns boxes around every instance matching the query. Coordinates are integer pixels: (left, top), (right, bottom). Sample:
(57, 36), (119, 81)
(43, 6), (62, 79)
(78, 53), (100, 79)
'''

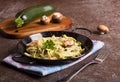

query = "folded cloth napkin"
(3, 40), (104, 76)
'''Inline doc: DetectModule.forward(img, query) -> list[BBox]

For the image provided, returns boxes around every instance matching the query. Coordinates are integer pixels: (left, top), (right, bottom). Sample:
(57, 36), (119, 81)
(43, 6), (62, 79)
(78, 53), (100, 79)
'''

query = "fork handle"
(57, 61), (95, 82)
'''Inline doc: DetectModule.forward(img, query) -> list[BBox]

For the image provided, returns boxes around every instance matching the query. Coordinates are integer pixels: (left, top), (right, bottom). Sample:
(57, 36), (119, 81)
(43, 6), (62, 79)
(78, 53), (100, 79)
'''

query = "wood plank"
(0, 16), (72, 39)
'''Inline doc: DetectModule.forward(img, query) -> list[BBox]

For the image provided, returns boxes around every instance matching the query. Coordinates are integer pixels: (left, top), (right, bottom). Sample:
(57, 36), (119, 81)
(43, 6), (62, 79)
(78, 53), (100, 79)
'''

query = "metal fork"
(57, 53), (108, 82)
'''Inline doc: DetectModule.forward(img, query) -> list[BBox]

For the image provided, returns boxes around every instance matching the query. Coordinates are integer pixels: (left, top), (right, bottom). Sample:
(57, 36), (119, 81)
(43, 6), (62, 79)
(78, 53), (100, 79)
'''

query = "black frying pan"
(12, 31), (93, 65)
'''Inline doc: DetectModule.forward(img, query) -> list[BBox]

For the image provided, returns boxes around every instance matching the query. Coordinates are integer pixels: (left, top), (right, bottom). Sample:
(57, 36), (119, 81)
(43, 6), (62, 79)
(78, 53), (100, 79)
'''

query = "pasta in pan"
(24, 35), (85, 60)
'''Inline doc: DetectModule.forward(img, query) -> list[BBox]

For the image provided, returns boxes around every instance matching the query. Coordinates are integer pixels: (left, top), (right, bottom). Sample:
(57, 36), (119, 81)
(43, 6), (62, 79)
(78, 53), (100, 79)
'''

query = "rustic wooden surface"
(0, 16), (72, 38)
(0, 0), (120, 82)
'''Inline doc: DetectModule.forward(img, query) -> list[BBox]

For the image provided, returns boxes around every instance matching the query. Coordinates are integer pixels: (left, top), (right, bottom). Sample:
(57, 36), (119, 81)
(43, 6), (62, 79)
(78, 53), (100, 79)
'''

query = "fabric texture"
(3, 40), (104, 76)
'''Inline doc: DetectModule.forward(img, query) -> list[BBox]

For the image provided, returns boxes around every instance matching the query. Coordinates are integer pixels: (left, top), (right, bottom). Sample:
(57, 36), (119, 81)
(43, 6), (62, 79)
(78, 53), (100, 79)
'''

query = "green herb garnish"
(43, 40), (55, 50)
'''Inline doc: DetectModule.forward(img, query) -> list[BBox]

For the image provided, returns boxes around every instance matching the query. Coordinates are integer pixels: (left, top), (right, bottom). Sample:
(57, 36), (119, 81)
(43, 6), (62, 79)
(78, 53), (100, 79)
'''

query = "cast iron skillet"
(12, 31), (93, 65)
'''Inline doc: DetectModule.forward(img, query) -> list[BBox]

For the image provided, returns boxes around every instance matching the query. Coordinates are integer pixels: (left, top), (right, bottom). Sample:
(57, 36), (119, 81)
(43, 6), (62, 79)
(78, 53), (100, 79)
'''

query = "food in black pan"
(13, 31), (93, 65)
(24, 34), (85, 60)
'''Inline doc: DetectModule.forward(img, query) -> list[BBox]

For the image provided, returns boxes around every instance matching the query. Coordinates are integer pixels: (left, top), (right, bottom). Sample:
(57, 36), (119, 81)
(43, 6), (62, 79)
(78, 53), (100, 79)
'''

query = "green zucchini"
(14, 3), (55, 28)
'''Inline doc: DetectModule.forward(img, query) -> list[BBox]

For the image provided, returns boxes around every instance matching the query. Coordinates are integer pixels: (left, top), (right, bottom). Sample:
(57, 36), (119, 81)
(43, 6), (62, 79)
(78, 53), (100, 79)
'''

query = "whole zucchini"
(14, 3), (55, 28)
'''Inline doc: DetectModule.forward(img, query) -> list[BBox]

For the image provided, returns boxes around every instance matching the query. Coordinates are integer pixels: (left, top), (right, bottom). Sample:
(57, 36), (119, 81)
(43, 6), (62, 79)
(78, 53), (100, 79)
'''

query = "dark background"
(0, 0), (120, 82)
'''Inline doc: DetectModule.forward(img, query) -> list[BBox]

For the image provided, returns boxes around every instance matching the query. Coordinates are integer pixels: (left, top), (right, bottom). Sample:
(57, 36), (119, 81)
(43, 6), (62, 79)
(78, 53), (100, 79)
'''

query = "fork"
(57, 53), (108, 82)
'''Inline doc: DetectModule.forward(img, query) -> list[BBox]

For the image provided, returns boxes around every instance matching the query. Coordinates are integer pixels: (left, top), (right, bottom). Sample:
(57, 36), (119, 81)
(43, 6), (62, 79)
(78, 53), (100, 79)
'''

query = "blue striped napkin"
(3, 40), (104, 76)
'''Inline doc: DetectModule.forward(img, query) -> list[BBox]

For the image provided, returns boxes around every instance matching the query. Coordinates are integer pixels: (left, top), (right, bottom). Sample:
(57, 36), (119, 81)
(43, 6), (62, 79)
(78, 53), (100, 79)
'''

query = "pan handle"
(12, 54), (37, 64)
(72, 28), (92, 34)
(12, 40), (37, 64)
(71, 27), (93, 37)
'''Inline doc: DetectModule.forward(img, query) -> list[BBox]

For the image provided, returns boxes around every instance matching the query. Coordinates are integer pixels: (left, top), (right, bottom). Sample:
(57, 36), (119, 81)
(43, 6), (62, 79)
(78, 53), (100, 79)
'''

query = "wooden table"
(0, 0), (120, 82)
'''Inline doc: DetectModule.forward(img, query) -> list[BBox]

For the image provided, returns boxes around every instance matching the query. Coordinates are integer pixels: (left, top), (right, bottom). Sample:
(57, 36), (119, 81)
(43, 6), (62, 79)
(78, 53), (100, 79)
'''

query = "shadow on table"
(1, 62), (43, 79)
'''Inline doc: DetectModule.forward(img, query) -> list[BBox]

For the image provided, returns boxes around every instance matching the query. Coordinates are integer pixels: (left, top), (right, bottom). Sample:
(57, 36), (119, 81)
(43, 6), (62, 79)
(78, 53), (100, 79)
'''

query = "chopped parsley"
(43, 40), (55, 50)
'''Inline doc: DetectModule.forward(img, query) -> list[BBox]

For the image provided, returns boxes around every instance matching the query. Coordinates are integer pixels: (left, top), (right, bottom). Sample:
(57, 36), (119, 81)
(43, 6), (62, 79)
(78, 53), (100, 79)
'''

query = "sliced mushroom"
(63, 38), (75, 47)
(97, 25), (110, 34)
